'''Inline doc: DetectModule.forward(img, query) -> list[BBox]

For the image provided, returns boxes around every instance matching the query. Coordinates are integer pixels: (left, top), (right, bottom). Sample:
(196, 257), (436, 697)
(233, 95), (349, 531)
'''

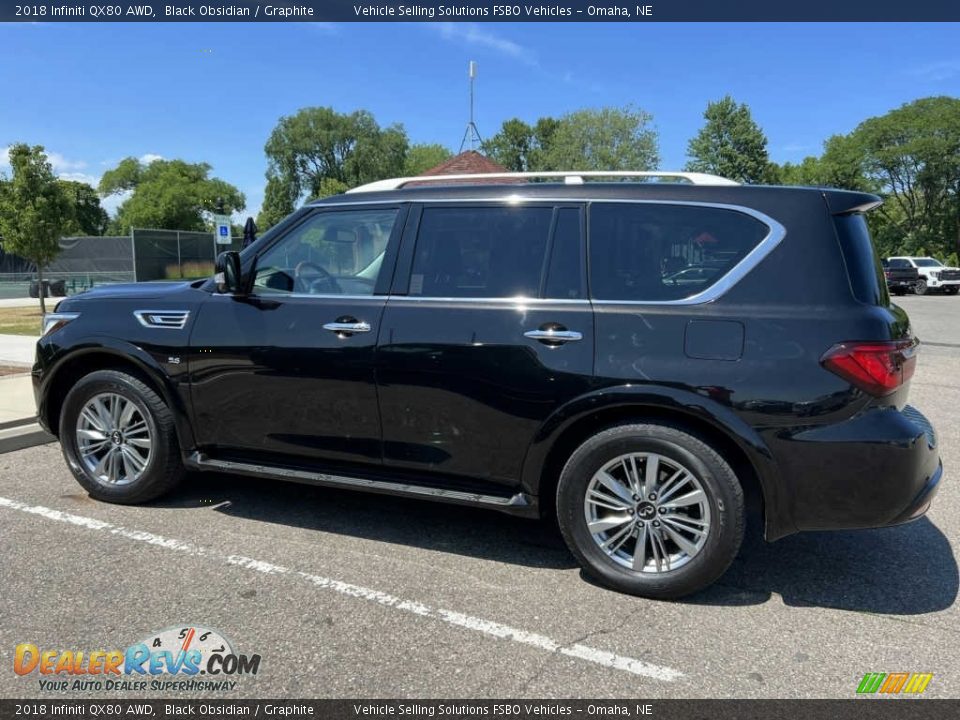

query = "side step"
(187, 453), (537, 516)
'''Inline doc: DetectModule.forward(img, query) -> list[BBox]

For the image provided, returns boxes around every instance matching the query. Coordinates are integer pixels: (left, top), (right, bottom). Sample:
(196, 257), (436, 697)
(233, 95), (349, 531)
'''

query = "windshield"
(914, 258), (944, 268)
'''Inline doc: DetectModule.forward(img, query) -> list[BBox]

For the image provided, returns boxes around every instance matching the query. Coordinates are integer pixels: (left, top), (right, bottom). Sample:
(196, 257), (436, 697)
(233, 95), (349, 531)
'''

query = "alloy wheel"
(75, 393), (152, 486)
(583, 452), (712, 573)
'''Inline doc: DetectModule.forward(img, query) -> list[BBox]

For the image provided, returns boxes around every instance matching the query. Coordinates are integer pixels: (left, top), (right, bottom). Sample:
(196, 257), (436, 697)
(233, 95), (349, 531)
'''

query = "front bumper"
(773, 404), (942, 533)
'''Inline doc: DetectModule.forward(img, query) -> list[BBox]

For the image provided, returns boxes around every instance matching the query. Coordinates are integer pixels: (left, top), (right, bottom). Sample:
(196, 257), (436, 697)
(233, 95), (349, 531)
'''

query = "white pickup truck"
(886, 256), (960, 295)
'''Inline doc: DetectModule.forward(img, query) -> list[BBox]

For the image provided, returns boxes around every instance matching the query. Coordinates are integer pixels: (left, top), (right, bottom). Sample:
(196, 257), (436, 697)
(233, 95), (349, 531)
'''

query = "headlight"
(42, 312), (80, 337)
(931, 271), (941, 280)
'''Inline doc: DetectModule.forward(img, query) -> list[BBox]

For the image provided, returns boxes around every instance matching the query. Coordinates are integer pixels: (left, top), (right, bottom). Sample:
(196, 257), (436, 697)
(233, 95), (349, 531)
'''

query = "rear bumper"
(886, 278), (916, 289)
(888, 459), (942, 526)
(773, 404), (942, 533)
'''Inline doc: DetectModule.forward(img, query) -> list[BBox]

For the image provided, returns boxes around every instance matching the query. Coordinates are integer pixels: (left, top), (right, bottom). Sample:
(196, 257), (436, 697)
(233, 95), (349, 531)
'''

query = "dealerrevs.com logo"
(14, 625), (261, 693)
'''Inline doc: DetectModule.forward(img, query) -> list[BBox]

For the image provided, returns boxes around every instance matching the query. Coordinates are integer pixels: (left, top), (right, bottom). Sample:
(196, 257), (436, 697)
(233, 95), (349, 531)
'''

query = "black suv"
(34, 172), (943, 599)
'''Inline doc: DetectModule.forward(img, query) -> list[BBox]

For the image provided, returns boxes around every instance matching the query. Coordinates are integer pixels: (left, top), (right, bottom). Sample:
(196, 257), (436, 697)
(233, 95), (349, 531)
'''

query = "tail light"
(821, 339), (919, 396)
(883, 270), (893, 279)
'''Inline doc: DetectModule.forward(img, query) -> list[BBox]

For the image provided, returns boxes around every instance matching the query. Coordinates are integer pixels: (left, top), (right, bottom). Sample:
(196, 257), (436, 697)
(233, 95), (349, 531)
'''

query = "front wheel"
(59, 369), (184, 504)
(556, 423), (744, 599)
(915, 279), (928, 295)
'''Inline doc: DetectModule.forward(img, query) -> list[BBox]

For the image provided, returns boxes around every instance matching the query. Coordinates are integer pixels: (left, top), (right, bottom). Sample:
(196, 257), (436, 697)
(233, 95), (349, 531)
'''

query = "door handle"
(323, 321), (371, 334)
(524, 329), (583, 343)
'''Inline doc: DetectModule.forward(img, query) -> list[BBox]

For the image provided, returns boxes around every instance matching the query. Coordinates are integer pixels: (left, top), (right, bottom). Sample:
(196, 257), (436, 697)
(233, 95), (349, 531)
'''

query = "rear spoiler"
(823, 189), (883, 215)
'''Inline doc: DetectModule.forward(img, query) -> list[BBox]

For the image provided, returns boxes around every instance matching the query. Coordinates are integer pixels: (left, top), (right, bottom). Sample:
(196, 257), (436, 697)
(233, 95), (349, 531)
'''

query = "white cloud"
(47, 152), (87, 173)
(99, 190), (130, 217)
(58, 171), (100, 186)
(429, 23), (537, 66)
(139, 153), (164, 164)
(0, 145), (87, 174)
(908, 60), (960, 82)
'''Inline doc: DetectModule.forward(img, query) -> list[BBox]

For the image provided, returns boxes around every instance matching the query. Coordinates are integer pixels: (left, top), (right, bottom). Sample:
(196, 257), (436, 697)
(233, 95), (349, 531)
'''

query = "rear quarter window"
(834, 213), (889, 306)
(588, 203), (769, 302)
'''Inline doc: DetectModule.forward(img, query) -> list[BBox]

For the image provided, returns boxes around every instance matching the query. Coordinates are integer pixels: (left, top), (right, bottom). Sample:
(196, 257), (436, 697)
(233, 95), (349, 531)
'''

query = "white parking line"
(0, 495), (684, 683)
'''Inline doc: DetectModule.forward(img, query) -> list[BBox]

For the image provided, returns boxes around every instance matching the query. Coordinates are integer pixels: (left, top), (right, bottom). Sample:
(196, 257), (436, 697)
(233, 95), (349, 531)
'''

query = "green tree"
(539, 107), (659, 171)
(0, 144), (70, 314)
(483, 118), (537, 171)
(256, 174), (298, 231)
(404, 143), (453, 175)
(846, 96), (960, 259)
(58, 180), (109, 235)
(264, 107), (408, 202)
(686, 96), (774, 183)
(99, 157), (244, 234)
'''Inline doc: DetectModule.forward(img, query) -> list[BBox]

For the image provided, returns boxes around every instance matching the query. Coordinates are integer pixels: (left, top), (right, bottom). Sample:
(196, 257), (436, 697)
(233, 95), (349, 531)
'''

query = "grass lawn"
(0, 306), (43, 336)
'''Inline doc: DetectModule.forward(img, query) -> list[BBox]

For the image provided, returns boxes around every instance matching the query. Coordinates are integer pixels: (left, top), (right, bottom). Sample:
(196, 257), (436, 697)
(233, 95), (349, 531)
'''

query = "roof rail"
(346, 171), (739, 193)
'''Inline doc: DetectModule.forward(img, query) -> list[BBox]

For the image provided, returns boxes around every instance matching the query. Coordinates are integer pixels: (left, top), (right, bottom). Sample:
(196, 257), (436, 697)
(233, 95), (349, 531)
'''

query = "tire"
(556, 423), (744, 599)
(945, 287), (959, 296)
(59, 369), (184, 504)
(915, 279), (928, 296)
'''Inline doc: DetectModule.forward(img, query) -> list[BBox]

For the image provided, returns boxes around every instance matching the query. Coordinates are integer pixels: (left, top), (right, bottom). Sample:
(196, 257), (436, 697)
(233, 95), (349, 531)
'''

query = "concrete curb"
(0, 420), (55, 454)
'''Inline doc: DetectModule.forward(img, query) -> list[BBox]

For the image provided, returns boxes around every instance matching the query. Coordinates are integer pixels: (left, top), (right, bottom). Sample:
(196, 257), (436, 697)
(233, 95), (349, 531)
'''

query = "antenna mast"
(459, 60), (483, 152)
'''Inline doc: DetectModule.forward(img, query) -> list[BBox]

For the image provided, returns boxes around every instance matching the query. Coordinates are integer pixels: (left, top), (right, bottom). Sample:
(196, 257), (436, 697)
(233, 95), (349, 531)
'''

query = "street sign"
(214, 214), (232, 245)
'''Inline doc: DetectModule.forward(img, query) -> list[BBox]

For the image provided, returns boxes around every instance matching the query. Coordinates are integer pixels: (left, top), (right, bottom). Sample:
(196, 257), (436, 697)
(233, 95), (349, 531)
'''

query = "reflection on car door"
(376, 203), (595, 491)
(189, 206), (406, 468)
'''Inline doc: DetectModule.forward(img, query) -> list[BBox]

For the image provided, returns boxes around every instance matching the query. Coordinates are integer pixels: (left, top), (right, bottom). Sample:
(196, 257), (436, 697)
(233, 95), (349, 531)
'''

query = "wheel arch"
(521, 386), (794, 541)
(40, 343), (194, 454)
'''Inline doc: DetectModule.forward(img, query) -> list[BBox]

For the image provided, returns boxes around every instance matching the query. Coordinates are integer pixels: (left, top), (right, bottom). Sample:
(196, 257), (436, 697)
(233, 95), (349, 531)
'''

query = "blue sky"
(0, 22), (957, 219)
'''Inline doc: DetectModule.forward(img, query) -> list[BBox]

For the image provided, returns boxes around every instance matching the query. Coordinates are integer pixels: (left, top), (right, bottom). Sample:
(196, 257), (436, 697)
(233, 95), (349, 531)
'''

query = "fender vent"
(133, 310), (190, 329)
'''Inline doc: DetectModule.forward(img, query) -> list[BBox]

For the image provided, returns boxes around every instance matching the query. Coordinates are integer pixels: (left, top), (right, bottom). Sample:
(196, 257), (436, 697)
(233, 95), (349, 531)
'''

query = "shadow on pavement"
(155, 471), (577, 571)
(692, 517), (958, 614)
(156, 471), (957, 614)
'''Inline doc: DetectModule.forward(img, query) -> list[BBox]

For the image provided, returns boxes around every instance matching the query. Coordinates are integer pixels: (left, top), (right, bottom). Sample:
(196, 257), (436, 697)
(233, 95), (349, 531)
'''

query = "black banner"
(2, 0), (960, 23)
(2, 700), (960, 720)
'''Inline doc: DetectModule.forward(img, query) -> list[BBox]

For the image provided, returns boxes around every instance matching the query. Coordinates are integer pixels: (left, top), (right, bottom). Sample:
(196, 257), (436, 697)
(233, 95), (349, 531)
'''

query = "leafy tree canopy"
(777, 97), (960, 258)
(540, 107), (659, 171)
(264, 107), (408, 203)
(0, 143), (71, 312)
(484, 109), (658, 173)
(686, 96), (775, 183)
(404, 143), (453, 176)
(58, 180), (109, 236)
(99, 157), (245, 234)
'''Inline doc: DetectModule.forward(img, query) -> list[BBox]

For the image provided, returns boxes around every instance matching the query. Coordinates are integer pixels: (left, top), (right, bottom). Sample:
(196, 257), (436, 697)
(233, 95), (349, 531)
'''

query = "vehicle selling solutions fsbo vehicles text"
(352, 5), (653, 18)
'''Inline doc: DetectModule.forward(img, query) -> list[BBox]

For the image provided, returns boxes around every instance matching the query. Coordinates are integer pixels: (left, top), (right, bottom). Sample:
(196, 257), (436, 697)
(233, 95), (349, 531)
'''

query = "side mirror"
(215, 251), (243, 294)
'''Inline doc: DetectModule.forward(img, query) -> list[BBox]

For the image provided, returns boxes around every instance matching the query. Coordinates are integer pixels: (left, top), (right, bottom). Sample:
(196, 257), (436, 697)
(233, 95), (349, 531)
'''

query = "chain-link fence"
(0, 229), (243, 298)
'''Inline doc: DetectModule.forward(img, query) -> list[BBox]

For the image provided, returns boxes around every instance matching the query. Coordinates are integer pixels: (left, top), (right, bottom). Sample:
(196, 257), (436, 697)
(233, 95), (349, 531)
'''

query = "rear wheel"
(59, 369), (184, 504)
(915, 279), (928, 295)
(556, 423), (744, 599)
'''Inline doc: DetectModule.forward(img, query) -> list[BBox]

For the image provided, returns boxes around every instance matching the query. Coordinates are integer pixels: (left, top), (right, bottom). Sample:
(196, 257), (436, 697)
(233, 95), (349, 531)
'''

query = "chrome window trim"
(386, 296), (591, 306)
(287, 197), (786, 307)
(213, 292), (384, 301)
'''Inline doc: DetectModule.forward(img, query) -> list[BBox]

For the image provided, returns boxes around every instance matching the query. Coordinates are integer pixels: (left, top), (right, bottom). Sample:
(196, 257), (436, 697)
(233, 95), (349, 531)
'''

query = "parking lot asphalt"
(0, 293), (957, 700)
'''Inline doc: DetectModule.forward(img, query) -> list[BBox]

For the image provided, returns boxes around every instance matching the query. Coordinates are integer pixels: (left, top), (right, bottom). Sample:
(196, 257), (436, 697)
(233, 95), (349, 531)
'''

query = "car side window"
(589, 203), (769, 301)
(253, 209), (398, 296)
(409, 206), (553, 298)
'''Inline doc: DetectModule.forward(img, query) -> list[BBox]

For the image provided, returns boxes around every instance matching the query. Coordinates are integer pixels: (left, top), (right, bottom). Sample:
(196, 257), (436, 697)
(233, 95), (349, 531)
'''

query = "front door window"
(253, 209), (399, 296)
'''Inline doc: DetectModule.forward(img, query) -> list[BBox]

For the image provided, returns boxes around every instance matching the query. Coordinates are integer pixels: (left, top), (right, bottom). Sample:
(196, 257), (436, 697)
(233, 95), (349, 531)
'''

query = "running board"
(187, 453), (537, 515)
